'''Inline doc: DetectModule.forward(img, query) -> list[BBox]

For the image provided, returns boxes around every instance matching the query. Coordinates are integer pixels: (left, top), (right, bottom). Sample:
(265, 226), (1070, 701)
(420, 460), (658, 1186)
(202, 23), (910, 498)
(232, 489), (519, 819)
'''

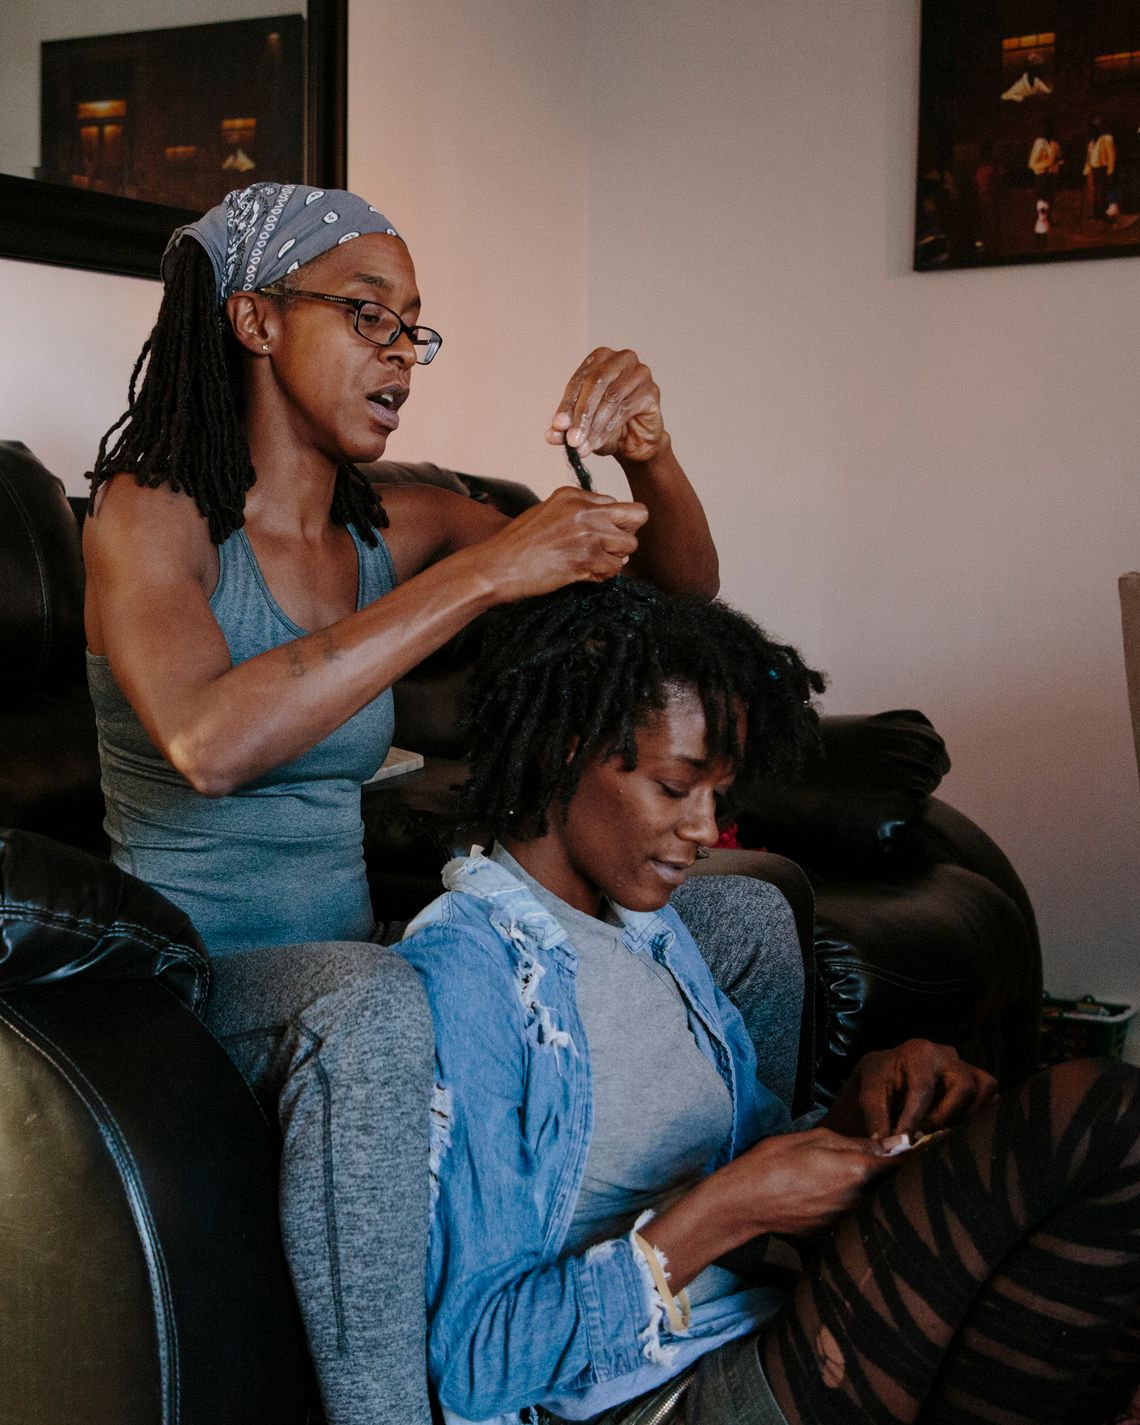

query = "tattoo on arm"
(283, 631), (338, 679)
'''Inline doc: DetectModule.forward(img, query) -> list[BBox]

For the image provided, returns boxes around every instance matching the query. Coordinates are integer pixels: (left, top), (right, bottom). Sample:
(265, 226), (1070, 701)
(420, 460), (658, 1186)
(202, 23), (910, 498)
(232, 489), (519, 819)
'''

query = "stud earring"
(262, 344), (270, 352)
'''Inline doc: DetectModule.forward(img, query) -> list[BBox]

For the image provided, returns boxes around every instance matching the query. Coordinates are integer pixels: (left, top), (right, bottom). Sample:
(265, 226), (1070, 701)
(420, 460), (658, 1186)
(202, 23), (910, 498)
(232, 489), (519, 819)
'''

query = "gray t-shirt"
(491, 846), (733, 1259)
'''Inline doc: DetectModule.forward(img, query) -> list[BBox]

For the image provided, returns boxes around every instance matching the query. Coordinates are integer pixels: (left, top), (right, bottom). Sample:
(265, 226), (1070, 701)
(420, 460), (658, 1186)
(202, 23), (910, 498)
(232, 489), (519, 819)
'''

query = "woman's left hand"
(824, 1038), (998, 1141)
(546, 348), (667, 463)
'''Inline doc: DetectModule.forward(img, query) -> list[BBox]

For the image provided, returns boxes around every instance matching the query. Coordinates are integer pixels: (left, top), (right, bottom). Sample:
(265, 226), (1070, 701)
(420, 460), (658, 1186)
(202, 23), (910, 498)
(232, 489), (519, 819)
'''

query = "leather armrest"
(736, 710), (951, 872)
(0, 441), (86, 696)
(908, 797), (1040, 953)
(811, 861), (1041, 1098)
(0, 829), (208, 1012)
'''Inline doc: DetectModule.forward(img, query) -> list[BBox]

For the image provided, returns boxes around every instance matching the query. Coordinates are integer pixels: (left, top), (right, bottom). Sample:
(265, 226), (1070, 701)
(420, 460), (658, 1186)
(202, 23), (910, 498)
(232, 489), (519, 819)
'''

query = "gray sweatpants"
(203, 874), (803, 1425)
(204, 939), (435, 1425)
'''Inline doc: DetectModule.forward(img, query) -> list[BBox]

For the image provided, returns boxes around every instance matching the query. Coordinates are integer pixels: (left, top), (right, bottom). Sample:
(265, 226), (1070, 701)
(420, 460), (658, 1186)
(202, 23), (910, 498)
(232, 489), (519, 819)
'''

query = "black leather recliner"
(734, 712), (1042, 1098)
(0, 829), (311, 1423)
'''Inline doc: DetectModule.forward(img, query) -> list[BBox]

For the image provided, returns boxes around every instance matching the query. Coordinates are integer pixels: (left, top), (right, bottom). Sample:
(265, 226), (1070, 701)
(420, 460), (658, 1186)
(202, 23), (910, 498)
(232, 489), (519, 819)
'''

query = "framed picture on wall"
(38, 16), (305, 216)
(0, 0), (345, 280)
(916, 0), (1140, 270)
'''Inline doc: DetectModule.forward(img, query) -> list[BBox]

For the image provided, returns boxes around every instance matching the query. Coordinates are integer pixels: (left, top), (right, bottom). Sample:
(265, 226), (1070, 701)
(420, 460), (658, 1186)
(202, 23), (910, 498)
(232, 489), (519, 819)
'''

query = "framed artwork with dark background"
(916, 0), (1140, 270)
(0, 0), (345, 281)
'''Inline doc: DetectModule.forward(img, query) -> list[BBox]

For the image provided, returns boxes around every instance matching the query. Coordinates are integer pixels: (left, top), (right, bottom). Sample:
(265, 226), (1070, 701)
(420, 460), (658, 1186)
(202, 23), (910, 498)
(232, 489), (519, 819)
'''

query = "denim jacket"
(397, 851), (793, 1425)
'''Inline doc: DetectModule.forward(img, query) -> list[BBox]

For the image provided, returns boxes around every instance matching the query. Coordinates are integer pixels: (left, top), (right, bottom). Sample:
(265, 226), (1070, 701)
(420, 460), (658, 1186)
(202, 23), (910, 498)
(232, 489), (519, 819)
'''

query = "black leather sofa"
(0, 437), (1042, 1097)
(0, 438), (1043, 1417)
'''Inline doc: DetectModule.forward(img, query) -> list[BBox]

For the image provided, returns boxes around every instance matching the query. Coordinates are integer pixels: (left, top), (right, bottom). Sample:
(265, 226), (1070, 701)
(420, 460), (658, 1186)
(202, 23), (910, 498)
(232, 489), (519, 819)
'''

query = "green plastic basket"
(1039, 994), (1136, 1065)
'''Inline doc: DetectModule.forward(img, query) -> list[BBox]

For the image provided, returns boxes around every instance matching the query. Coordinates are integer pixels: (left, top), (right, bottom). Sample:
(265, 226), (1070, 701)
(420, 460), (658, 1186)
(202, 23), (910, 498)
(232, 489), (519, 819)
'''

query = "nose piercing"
(695, 847), (710, 860)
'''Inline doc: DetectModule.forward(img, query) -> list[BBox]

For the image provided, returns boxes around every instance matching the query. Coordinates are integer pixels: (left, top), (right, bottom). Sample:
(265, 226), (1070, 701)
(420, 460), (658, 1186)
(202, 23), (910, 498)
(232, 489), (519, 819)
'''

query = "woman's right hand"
(724, 1128), (894, 1238)
(483, 485), (649, 600)
(639, 1127), (894, 1293)
(84, 477), (646, 798)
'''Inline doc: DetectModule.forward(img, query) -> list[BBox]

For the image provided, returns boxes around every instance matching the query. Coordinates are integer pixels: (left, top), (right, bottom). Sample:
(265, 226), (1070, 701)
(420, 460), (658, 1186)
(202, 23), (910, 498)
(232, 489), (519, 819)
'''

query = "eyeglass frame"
(258, 283), (443, 363)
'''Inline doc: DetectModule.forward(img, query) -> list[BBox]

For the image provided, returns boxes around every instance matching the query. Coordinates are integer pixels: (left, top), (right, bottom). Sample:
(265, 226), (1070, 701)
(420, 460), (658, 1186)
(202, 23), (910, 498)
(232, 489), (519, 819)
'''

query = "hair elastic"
(631, 1230), (691, 1333)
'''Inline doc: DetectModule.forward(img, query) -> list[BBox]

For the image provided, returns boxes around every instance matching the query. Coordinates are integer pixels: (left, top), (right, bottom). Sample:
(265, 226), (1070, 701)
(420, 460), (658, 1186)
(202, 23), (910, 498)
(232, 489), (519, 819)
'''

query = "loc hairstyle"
(463, 578), (826, 840)
(87, 238), (387, 546)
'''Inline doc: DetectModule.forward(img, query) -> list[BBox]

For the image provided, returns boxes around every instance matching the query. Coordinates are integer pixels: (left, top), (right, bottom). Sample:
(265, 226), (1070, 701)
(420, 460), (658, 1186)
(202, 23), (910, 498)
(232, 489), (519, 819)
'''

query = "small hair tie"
(631, 1230), (691, 1333)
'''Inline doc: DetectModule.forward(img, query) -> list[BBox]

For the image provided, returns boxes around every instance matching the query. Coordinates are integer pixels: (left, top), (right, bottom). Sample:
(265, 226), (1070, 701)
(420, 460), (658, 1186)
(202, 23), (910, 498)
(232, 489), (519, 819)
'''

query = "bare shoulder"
(378, 481), (508, 580)
(84, 475), (219, 655)
(85, 473), (214, 580)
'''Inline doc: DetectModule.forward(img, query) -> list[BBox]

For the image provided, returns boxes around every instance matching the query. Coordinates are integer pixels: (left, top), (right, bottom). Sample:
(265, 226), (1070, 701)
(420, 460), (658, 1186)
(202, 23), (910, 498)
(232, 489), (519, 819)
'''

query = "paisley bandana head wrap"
(162, 181), (401, 305)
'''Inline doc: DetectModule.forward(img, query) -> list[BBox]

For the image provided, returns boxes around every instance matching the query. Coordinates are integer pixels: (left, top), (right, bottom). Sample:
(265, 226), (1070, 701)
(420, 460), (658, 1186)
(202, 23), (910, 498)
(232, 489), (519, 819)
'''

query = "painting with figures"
(38, 14), (303, 214)
(917, 0), (1140, 269)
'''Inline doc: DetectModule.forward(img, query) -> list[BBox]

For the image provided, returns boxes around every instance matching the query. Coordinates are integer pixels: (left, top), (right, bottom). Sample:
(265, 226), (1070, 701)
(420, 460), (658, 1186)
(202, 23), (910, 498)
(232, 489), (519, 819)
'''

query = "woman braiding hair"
(84, 178), (720, 1425)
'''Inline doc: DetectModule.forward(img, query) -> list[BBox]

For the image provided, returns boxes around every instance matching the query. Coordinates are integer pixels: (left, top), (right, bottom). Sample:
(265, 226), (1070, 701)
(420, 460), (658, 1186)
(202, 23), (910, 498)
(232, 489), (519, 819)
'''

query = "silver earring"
(262, 344), (270, 352)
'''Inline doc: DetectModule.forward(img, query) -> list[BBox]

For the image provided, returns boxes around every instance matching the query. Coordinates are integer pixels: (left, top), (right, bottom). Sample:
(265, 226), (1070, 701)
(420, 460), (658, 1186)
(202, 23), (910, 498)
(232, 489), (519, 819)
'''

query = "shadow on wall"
(935, 663), (1140, 1007)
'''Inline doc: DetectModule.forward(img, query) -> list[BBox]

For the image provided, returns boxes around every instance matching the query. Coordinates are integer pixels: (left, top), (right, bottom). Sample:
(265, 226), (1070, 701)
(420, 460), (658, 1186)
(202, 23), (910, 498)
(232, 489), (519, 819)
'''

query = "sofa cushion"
(0, 829), (208, 1012)
(737, 710), (951, 871)
(0, 441), (86, 696)
(810, 860), (1039, 1098)
(366, 458), (470, 495)
(0, 687), (106, 855)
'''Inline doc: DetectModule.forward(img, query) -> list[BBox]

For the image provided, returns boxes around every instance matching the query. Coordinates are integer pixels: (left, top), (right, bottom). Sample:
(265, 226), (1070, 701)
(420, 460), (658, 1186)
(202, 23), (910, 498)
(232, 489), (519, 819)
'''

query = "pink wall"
(582, 0), (1140, 1017)
(1, 0), (1136, 1030)
(347, 0), (589, 490)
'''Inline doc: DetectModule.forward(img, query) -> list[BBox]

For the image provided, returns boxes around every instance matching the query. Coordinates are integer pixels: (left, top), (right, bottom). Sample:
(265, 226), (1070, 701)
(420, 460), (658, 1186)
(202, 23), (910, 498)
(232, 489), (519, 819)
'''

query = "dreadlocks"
(463, 578), (825, 840)
(87, 239), (387, 546)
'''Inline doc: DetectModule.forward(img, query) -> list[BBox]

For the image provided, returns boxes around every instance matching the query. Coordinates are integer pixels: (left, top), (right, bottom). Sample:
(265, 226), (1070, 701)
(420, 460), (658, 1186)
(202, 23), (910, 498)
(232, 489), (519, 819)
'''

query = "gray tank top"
(87, 524), (397, 955)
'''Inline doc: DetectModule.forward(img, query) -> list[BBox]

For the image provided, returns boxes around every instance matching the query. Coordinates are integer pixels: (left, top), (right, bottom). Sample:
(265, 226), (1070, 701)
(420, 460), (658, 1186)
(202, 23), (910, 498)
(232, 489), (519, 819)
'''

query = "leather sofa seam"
(819, 961), (987, 992)
(0, 903), (209, 1010)
(0, 996), (182, 1422)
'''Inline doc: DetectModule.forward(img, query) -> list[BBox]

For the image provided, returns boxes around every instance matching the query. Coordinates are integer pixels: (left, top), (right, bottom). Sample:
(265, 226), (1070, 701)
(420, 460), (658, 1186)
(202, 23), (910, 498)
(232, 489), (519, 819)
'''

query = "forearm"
(638, 1120), (892, 1291)
(618, 437), (719, 597)
(104, 481), (643, 796)
(160, 543), (498, 794)
(634, 1162), (760, 1293)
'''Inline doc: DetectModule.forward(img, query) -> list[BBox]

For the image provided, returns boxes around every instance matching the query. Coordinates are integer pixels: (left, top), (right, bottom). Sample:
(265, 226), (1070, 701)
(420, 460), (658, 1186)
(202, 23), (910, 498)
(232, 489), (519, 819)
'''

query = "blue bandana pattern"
(162, 181), (400, 304)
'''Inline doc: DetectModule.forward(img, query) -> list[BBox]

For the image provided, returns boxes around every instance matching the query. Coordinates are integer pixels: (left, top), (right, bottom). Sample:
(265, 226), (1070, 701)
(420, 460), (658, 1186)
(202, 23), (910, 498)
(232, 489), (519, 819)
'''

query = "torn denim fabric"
(398, 851), (791, 1425)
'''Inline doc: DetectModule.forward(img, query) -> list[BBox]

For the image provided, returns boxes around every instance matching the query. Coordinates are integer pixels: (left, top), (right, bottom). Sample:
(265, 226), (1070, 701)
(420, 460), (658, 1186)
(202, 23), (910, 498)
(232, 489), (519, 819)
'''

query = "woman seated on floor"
(397, 577), (1140, 1425)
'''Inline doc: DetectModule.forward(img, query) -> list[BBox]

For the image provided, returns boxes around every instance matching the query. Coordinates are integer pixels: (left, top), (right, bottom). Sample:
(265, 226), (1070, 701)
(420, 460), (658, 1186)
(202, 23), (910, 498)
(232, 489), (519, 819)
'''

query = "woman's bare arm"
(636, 1129), (893, 1293)
(85, 475), (646, 796)
(546, 347), (719, 598)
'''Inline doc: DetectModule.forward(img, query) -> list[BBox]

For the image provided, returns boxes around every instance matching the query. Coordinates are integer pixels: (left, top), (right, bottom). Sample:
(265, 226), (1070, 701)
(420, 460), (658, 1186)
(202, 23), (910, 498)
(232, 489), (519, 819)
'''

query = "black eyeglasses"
(260, 284), (443, 364)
